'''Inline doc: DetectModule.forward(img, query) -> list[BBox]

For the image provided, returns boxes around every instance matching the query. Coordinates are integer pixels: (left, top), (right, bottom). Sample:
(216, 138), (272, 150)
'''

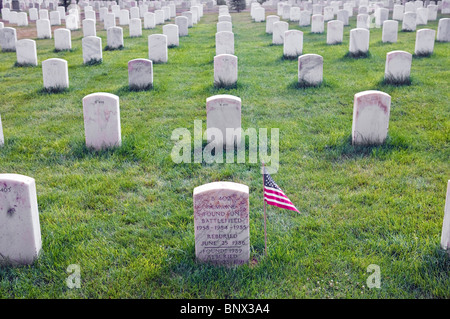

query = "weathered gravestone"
(16, 39), (38, 66)
(415, 28), (436, 56)
(0, 27), (17, 52)
(50, 10), (61, 25)
(175, 16), (188, 36)
(352, 90), (391, 145)
(129, 18), (142, 37)
(298, 54), (323, 86)
(163, 24), (179, 47)
(0, 174), (42, 265)
(437, 18), (450, 42)
(82, 36), (102, 64)
(299, 10), (311, 27)
(327, 20), (344, 44)
(54, 28), (71, 51)
(441, 180), (450, 251)
(119, 9), (130, 25)
(107, 26), (124, 50)
(284, 30), (303, 58)
(193, 182), (250, 266)
(311, 14), (324, 33)
(384, 50), (412, 84)
(402, 12), (417, 31)
(148, 34), (168, 63)
(272, 21), (289, 44)
(42, 58), (69, 91)
(82, 93), (121, 150)
(37, 19), (52, 39)
(266, 15), (280, 34)
(217, 21), (232, 33)
(349, 28), (370, 56)
(382, 20), (398, 43)
(214, 54), (238, 88)
(393, 4), (404, 20)
(216, 31), (234, 56)
(128, 58), (153, 90)
(144, 12), (156, 29)
(206, 95), (242, 150)
(357, 13), (370, 29)
(83, 19), (96, 37)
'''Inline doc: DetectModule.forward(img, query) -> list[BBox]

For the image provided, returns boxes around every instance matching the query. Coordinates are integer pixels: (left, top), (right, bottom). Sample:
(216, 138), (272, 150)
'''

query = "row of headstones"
(1, 140), (449, 266)
(267, 18), (449, 58)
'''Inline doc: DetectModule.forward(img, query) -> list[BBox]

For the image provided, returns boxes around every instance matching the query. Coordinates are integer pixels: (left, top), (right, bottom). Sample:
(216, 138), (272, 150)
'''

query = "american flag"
(264, 169), (300, 213)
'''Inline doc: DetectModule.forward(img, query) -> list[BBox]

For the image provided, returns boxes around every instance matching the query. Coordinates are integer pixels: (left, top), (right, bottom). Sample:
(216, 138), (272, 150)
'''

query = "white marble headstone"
(37, 19), (52, 39)
(402, 12), (417, 31)
(107, 26), (124, 49)
(214, 54), (238, 87)
(217, 21), (232, 33)
(298, 53), (323, 86)
(382, 20), (398, 43)
(206, 95), (242, 150)
(299, 10), (311, 27)
(148, 34), (168, 63)
(42, 58), (69, 90)
(16, 39), (38, 66)
(327, 20), (344, 44)
(441, 180), (450, 250)
(384, 50), (412, 83)
(82, 36), (102, 64)
(128, 58), (153, 90)
(175, 16), (188, 36)
(129, 18), (142, 37)
(163, 24), (179, 47)
(83, 93), (121, 150)
(284, 29), (303, 58)
(415, 28), (436, 55)
(437, 18), (450, 42)
(311, 14), (324, 33)
(193, 182), (250, 266)
(216, 31), (234, 55)
(0, 174), (42, 265)
(352, 90), (391, 145)
(349, 28), (370, 55)
(0, 27), (17, 52)
(272, 21), (289, 44)
(54, 28), (71, 51)
(83, 19), (96, 37)
(266, 15), (280, 34)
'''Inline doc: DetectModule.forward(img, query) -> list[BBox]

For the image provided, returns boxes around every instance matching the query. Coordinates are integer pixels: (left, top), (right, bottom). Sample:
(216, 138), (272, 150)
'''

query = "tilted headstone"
(107, 26), (124, 49)
(327, 20), (344, 44)
(416, 7), (428, 25)
(0, 174), (42, 265)
(16, 39), (38, 66)
(83, 93), (121, 150)
(441, 180), (450, 251)
(193, 182), (250, 266)
(349, 28), (370, 55)
(272, 21), (289, 44)
(42, 58), (69, 90)
(352, 90), (391, 145)
(163, 24), (179, 47)
(128, 58), (153, 90)
(437, 18), (450, 42)
(384, 50), (412, 83)
(54, 28), (71, 51)
(415, 28), (436, 55)
(82, 36), (102, 64)
(299, 10), (311, 27)
(148, 34), (168, 63)
(214, 54), (238, 87)
(284, 29), (303, 58)
(382, 20), (398, 43)
(298, 53), (323, 86)
(216, 31), (234, 55)
(402, 12), (417, 31)
(175, 16), (188, 36)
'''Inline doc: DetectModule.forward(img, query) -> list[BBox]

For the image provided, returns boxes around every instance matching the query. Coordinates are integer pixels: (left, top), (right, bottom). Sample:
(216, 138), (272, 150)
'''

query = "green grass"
(0, 11), (449, 299)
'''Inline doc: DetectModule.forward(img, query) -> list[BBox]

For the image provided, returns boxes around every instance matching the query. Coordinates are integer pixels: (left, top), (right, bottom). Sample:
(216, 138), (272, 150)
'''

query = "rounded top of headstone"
(83, 92), (119, 103)
(386, 50), (412, 58)
(193, 182), (249, 196)
(354, 90), (391, 101)
(0, 174), (35, 185)
(206, 94), (241, 104)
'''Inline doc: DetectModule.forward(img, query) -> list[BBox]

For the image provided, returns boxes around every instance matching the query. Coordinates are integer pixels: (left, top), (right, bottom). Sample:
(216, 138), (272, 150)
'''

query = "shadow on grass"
(37, 87), (71, 95)
(115, 84), (154, 95)
(378, 75), (413, 87)
(319, 134), (411, 161)
(342, 51), (372, 59)
(288, 79), (333, 91)
(66, 135), (142, 162)
(13, 62), (38, 68)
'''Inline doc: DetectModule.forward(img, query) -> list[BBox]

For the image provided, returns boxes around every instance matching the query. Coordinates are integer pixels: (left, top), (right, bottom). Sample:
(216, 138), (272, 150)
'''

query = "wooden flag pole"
(262, 162), (268, 256)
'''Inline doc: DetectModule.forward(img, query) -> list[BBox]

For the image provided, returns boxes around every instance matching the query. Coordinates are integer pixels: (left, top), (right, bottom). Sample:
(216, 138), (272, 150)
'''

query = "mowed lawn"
(0, 9), (449, 299)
